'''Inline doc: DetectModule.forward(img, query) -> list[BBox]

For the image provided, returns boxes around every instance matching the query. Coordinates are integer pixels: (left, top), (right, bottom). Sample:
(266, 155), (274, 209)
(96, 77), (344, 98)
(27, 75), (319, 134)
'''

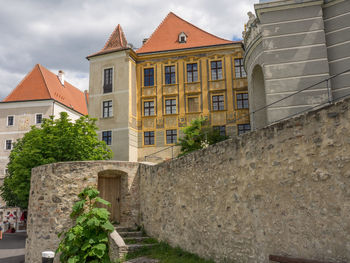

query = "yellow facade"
(130, 44), (249, 162)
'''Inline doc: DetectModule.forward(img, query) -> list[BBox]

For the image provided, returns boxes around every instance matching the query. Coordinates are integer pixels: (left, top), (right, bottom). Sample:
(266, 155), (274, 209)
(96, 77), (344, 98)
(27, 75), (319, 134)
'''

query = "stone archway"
(98, 170), (127, 223)
(251, 65), (267, 129)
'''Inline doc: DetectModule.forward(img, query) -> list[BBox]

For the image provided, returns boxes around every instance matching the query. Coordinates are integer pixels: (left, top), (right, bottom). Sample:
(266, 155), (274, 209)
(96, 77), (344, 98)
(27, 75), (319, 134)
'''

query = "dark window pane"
(214, 126), (226, 136)
(144, 68), (154, 86)
(166, 129), (177, 144)
(5, 140), (12, 150)
(7, 116), (14, 126)
(144, 131), (155, 145)
(165, 99), (176, 114)
(238, 124), (251, 135)
(36, 114), (43, 124)
(212, 95), (224, 111)
(234, 59), (246, 79)
(165, 66), (176, 84)
(187, 63), (198, 82)
(103, 100), (113, 118)
(144, 101), (155, 116)
(237, 93), (249, 109)
(102, 131), (112, 145)
(103, 68), (113, 93)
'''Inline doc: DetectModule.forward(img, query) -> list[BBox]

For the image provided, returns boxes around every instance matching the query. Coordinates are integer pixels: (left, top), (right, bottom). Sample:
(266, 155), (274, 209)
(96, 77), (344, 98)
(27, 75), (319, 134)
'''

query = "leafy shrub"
(57, 187), (114, 263)
(178, 117), (228, 156)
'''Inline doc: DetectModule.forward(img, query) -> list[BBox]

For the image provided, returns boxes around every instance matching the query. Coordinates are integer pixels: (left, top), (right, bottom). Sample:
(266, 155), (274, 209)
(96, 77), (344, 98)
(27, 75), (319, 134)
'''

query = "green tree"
(0, 112), (112, 209)
(178, 117), (228, 156)
(57, 187), (114, 263)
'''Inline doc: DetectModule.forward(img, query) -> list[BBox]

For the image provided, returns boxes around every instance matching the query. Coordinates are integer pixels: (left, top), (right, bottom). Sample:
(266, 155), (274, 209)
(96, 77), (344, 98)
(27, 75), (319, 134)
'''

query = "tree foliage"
(178, 117), (228, 156)
(57, 187), (114, 263)
(0, 112), (112, 208)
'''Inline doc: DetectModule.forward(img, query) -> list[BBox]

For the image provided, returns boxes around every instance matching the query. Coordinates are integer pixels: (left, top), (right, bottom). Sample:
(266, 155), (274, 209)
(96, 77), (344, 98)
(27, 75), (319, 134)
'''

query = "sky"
(0, 0), (257, 100)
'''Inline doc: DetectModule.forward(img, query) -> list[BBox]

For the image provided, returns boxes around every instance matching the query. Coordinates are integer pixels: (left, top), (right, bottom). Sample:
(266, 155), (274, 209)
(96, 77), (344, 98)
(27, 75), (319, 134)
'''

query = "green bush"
(178, 117), (228, 156)
(57, 187), (115, 263)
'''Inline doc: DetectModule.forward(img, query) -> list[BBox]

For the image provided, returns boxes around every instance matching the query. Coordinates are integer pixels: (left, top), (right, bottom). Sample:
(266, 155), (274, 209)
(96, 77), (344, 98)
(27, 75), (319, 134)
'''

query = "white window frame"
(35, 113), (43, 124)
(7, 115), (14, 126)
(4, 139), (12, 150)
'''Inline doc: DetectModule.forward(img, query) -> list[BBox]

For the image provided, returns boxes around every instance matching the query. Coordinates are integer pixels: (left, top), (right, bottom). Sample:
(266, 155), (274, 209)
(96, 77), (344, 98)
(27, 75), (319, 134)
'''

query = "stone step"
(119, 231), (143, 238)
(127, 243), (156, 252)
(125, 256), (159, 263)
(115, 226), (138, 232)
(124, 236), (150, 242)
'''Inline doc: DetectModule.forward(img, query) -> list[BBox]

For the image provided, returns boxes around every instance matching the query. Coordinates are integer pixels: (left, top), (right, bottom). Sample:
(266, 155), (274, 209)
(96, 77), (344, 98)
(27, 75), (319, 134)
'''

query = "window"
(36, 114), (43, 124)
(165, 99), (176, 114)
(102, 131), (112, 145)
(188, 97), (199, 112)
(213, 126), (226, 137)
(211, 61), (223, 80)
(144, 131), (155, 145)
(234, 58), (246, 78)
(7, 116), (14, 126)
(5, 140), (12, 150)
(187, 63), (198, 83)
(103, 68), (113, 93)
(4, 169), (8, 175)
(238, 124), (251, 135)
(144, 101), (155, 116)
(237, 93), (249, 109)
(165, 66), (176, 84)
(179, 32), (187, 43)
(212, 95), (224, 111)
(103, 100), (113, 118)
(144, 68), (154, 87)
(166, 130), (177, 144)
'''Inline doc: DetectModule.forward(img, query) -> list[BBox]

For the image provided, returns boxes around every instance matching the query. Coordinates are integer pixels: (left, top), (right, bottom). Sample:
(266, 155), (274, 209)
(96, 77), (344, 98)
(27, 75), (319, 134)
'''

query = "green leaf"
(95, 196), (111, 206)
(101, 221), (115, 232)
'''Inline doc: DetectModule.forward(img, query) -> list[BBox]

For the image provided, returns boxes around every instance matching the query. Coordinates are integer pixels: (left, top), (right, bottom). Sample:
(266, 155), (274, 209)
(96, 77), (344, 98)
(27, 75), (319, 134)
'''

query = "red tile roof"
(87, 24), (129, 59)
(3, 64), (88, 115)
(137, 12), (238, 54)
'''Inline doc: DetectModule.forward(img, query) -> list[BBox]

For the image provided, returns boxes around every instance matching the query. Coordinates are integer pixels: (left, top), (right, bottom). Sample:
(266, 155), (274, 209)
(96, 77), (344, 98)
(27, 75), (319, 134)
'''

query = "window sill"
(211, 110), (226, 112)
(163, 113), (178, 117)
(142, 115), (156, 118)
(142, 85), (155, 89)
(186, 111), (202, 114)
(100, 116), (114, 119)
(163, 83), (177, 87)
(209, 78), (225, 82)
(185, 81), (200, 85)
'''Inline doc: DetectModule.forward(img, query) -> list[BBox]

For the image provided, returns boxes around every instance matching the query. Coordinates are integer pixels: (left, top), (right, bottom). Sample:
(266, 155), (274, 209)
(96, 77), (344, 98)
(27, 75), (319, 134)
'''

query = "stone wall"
(139, 98), (350, 262)
(25, 161), (141, 263)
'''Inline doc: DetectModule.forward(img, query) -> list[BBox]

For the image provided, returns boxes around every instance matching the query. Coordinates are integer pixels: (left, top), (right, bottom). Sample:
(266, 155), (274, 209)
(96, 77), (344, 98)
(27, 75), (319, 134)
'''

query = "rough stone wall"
(25, 161), (140, 263)
(139, 98), (350, 263)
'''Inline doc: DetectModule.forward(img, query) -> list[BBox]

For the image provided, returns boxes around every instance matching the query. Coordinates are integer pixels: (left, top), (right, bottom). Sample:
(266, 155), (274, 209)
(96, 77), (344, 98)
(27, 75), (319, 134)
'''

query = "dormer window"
(178, 32), (187, 43)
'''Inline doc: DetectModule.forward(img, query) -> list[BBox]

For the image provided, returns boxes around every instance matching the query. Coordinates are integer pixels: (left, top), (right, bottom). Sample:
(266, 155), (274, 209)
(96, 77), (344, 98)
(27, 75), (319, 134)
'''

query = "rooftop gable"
(3, 64), (88, 115)
(136, 12), (237, 54)
(87, 24), (129, 59)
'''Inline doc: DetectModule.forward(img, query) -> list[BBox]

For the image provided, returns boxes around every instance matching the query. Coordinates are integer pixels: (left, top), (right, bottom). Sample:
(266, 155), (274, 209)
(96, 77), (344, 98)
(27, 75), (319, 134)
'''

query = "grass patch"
(124, 241), (215, 263)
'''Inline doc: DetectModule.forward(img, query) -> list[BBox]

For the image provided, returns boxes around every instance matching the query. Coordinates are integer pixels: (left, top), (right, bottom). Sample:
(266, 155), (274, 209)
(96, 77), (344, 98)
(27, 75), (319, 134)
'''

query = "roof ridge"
(37, 64), (53, 99)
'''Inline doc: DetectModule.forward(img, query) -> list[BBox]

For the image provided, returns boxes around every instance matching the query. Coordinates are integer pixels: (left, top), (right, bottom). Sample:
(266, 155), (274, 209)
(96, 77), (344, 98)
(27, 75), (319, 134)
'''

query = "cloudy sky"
(0, 0), (257, 100)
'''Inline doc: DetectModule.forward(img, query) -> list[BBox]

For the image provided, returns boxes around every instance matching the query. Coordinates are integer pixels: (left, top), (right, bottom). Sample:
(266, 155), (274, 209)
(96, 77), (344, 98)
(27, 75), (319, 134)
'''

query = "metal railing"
(144, 68), (350, 162)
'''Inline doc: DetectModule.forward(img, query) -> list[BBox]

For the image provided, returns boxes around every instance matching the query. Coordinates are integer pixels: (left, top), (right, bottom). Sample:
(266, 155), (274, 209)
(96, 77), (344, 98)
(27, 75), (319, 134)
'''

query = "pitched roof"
(136, 12), (237, 54)
(87, 24), (129, 59)
(3, 64), (88, 115)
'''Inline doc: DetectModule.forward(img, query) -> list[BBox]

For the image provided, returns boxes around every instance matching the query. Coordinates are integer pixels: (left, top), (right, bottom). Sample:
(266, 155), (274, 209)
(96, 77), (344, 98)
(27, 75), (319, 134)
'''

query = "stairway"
(115, 226), (157, 253)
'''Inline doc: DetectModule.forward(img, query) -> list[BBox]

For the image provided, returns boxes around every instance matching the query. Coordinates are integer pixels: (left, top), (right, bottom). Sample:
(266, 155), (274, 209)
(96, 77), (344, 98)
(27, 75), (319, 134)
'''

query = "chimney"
(142, 38), (148, 45)
(58, 70), (65, 86)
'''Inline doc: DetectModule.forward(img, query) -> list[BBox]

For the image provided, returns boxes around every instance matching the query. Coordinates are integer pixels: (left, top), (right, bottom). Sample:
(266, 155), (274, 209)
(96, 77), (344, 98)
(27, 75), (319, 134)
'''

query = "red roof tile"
(3, 64), (88, 115)
(137, 12), (237, 54)
(87, 24), (129, 58)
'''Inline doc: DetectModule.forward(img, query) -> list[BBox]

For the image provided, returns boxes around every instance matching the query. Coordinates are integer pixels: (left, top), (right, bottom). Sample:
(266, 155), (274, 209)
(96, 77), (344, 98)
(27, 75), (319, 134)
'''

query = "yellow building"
(87, 12), (249, 162)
